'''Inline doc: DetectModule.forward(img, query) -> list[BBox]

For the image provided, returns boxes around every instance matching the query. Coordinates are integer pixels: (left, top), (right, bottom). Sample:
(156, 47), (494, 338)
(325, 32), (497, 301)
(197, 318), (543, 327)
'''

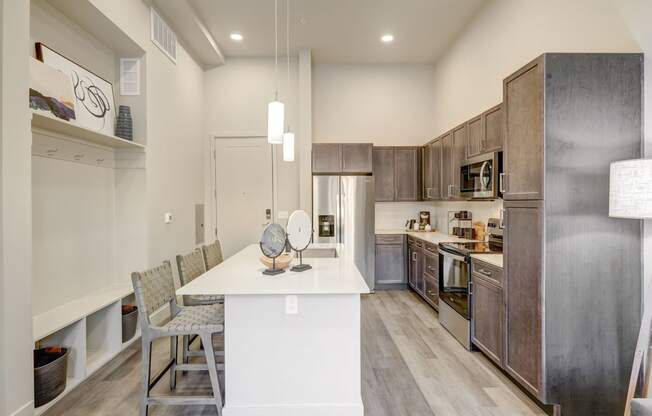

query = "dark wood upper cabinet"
(312, 143), (342, 174)
(471, 273), (503, 366)
(394, 147), (422, 202)
(452, 125), (467, 199)
(483, 104), (503, 152)
(440, 133), (453, 200)
(342, 143), (372, 173)
(466, 115), (483, 158)
(503, 57), (544, 200)
(422, 144), (433, 199)
(430, 140), (441, 200)
(503, 201), (542, 397)
(372, 147), (395, 202)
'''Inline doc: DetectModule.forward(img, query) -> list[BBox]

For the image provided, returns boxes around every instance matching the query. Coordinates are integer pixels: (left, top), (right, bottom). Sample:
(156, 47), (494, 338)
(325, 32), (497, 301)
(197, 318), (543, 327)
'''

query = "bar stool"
(131, 261), (224, 416)
(176, 250), (223, 368)
(202, 239), (224, 270)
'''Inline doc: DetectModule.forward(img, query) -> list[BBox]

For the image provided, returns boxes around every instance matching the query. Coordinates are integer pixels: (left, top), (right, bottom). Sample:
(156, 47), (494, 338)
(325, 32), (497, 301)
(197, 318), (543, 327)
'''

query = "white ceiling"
(158, 0), (487, 65)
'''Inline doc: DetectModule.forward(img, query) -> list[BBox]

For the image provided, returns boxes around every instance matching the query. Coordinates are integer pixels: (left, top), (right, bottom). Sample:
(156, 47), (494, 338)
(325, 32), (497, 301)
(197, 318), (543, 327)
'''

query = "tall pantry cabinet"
(502, 54), (642, 416)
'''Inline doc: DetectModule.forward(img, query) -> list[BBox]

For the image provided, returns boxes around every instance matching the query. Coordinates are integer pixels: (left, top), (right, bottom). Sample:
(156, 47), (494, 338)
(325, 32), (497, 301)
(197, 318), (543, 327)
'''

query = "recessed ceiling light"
(230, 33), (244, 41)
(381, 34), (394, 43)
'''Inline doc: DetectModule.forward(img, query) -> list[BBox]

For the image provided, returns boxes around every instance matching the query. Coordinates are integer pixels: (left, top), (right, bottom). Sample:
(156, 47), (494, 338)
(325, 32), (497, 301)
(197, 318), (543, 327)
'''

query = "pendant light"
(268, 0), (284, 144)
(282, 0), (295, 161)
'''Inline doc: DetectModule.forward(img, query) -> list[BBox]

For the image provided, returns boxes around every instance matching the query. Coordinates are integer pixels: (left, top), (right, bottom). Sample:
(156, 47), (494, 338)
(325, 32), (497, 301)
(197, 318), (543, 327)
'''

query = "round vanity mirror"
(260, 223), (288, 275)
(287, 210), (313, 272)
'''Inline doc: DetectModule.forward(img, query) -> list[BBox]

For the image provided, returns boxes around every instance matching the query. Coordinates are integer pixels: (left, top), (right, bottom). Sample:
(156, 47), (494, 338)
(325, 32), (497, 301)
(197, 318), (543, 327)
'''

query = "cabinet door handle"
(412, 252), (417, 261)
(448, 184), (453, 197)
(499, 173), (506, 193)
(427, 265), (436, 271)
(477, 268), (492, 277)
(468, 281), (474, 295)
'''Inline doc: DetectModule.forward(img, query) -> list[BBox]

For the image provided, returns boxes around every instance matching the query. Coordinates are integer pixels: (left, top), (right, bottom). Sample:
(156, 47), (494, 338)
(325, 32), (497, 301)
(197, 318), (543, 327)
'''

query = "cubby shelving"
(30, 0), (149, 412)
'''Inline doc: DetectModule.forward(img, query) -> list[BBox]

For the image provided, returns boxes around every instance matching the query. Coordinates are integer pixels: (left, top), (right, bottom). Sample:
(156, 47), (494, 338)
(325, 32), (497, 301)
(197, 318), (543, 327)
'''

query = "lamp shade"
(609, 158), (652, 219)
(283, 132), (295, 161)
(267, 100), (285, 144)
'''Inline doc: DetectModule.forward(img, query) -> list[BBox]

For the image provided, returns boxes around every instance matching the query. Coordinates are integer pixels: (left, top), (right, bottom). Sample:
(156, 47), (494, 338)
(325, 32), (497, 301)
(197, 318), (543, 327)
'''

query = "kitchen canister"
(115, 105), (133, 140)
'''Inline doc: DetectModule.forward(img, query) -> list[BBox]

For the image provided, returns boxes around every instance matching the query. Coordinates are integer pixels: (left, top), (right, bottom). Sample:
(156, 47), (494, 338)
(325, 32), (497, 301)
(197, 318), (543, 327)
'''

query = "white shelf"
(31, 112), (145, 150)
(33, 284), (133, 342)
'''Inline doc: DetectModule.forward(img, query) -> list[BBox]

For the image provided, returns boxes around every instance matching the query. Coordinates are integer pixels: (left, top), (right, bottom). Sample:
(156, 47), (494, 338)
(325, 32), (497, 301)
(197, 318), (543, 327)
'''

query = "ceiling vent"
(150, 7), (177, 64)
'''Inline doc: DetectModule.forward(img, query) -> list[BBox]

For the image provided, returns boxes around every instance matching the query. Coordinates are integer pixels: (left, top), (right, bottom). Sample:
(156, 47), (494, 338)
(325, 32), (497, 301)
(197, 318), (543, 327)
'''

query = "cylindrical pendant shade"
(283, 132), (295, 161)
(267, 100), (285, 144)
(609, 158), (652, 219)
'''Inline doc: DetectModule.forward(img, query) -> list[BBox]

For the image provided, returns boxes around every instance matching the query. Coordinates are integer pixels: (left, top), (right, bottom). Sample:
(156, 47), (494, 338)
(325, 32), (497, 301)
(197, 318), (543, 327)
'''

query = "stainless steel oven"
(438, 245), (472, 349)
(459, 152), (502, 199)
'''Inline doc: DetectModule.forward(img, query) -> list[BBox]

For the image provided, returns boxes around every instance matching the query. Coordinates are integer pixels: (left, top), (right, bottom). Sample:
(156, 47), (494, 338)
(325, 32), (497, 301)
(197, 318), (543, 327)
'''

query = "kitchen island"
(177, 244), (370, 416)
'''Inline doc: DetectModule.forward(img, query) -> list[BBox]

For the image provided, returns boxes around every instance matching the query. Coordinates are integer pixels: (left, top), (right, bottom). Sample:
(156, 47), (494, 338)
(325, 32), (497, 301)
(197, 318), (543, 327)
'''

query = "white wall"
(203, 57), (301, 226)
(1, 0), (33, 414)
(430, 0), (640, 136)
(313, 63), (435, 146)
(89, 0), (207, 271)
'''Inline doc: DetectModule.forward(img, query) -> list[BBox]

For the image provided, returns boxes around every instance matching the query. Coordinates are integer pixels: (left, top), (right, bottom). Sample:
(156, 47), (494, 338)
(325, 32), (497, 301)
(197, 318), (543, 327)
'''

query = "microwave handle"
(479, 161), (489, 190)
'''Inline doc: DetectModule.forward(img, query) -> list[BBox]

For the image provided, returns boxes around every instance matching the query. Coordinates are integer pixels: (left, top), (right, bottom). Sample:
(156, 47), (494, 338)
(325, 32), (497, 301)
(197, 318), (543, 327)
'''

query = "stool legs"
(141, 340), (152, 416)
(201, 333), (224, 415)
(170, 335), (178, 390)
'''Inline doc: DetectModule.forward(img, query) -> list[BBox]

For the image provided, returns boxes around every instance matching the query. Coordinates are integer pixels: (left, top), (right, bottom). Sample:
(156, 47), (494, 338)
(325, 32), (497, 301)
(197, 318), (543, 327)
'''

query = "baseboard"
(374, 283), (408, 290)
(10, 400), (34, 416)
(222, 402), (363, 416)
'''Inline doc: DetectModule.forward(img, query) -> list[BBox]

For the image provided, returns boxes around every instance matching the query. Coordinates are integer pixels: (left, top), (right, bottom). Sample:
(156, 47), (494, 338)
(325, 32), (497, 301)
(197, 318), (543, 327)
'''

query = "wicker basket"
(122, 305), (138, 343)
(34, 347), (69, 407)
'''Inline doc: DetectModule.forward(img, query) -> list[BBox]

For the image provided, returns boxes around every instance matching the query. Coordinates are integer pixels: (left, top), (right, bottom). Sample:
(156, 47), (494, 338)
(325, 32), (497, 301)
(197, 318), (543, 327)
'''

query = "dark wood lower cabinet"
(471, 272), (503, 366)
(406, 237), (438, 310)
(375, 235), (406, 286)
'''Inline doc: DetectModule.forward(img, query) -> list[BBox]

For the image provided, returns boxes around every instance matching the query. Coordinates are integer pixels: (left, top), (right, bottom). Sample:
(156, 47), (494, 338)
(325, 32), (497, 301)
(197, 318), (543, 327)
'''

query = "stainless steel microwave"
(459, 152), (502, 199)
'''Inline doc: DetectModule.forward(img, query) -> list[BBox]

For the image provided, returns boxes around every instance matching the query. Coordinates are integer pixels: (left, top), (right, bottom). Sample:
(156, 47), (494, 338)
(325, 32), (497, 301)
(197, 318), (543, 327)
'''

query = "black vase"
(115, 105), (133, 140)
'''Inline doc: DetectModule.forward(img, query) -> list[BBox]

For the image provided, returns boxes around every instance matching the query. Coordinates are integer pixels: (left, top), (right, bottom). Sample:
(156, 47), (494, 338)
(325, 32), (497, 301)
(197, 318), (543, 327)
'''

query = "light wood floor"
(44, 290), (547, 416)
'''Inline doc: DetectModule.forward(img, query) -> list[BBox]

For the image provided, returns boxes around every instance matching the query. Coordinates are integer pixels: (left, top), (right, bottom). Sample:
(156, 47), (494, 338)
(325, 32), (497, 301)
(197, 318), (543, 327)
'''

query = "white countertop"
(376, 229), (476, 244)
(176, 244), (371, 296)
(470, 253), (503, 268)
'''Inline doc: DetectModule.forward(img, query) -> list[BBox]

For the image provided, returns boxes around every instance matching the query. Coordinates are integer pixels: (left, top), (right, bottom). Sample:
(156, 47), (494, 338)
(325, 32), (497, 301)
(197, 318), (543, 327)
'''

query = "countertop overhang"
(176, 244), (371, 296)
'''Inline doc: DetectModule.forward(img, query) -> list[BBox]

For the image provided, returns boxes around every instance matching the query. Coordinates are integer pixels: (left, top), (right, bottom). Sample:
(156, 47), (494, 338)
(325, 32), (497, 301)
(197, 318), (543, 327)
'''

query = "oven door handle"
(438, 248), (467, 262)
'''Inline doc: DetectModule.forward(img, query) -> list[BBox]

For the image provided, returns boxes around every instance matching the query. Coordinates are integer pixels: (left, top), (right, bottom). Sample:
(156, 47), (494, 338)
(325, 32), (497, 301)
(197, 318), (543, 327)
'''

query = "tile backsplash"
(375, 202), (436, 230)
(375, 200), (503, 236)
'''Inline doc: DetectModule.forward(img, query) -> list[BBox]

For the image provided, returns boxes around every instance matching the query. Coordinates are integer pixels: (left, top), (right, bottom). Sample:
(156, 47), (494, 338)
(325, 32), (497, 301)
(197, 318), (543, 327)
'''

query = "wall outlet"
(164, 212), (173, 224)
(285, 295), (298, 314)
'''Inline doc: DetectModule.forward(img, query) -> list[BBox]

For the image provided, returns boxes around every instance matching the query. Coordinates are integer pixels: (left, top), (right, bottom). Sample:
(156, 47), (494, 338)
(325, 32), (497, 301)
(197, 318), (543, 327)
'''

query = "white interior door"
(214, 137), (273, 259)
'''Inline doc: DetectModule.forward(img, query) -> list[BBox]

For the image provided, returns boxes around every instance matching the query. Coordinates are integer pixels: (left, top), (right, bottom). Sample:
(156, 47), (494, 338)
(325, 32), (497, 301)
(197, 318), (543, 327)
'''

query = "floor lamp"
(610, 159), (652, 415)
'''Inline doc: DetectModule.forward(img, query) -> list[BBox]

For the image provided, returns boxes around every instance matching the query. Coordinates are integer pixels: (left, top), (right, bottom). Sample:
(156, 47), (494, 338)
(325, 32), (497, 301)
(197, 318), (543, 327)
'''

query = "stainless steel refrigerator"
(312, 175), (375, 291)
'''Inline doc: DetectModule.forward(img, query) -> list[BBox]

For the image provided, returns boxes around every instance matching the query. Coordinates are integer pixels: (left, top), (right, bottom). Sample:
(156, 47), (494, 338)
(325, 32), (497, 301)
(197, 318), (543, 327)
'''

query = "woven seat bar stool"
(176, 249), (224, 367)
(131, 261), (224, 416)
(202, 239), (224, 270)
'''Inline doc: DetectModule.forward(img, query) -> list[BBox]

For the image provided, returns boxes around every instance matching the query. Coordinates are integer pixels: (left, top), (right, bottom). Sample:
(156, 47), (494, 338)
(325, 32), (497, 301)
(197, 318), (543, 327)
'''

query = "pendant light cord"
(274, 0), (278, 99)
(286, 0), (290, 131)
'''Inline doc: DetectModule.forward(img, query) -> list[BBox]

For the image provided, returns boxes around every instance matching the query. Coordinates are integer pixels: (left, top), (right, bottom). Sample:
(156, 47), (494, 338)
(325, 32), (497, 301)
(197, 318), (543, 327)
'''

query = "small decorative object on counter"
(259, 223), (288, 275)
(424, 224), (432, 232)
(121, 304), (138, 343)
(115, 105), (133, 140)
(34, 346), (69, 407)
(287, 210), (313, 272)
(419, 211), (431, 229)
(448, 210), (473, 237)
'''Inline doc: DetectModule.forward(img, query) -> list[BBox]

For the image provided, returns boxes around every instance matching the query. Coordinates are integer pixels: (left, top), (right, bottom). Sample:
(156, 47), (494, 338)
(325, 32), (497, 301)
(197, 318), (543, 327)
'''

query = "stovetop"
(440, 241), (503, 255)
